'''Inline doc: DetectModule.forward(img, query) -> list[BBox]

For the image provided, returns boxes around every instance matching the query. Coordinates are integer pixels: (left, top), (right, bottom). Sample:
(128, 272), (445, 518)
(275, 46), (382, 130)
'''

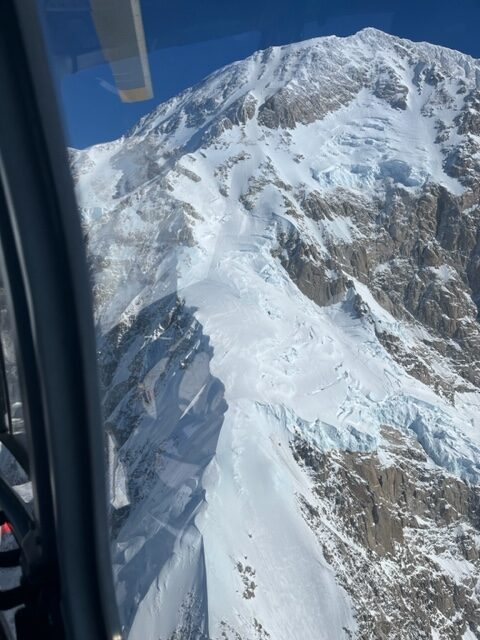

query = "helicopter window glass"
(0, 280), (24, 438)
(38, 1), (480, 638)
(0, 268), (29, 511)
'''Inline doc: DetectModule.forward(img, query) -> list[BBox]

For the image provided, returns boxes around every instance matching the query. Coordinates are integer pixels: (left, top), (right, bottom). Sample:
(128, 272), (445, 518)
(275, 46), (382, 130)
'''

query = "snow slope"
(73, 28), (480, 639)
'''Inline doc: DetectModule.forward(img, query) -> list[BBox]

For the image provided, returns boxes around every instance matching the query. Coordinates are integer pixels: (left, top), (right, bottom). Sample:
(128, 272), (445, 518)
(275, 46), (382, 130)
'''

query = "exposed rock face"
(272, 233), (348, 307)
(294, 427), (480, 639)
(276, 181), (480, 390)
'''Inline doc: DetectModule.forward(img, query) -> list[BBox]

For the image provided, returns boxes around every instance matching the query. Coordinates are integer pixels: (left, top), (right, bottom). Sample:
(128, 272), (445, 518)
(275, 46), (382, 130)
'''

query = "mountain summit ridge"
(126, 26), (480, 140)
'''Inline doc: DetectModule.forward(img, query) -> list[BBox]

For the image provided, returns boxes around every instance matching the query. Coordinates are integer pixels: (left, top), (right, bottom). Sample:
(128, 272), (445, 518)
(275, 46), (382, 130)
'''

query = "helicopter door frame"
(0, 1), (122, 638)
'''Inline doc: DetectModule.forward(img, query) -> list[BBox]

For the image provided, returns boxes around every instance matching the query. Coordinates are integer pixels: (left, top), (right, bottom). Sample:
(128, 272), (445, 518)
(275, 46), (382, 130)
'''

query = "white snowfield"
(74, 28), (480, 640)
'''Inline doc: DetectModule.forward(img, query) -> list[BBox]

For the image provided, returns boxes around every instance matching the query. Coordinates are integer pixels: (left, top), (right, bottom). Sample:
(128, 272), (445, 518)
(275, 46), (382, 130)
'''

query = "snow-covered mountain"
(73, 28), (480, 639)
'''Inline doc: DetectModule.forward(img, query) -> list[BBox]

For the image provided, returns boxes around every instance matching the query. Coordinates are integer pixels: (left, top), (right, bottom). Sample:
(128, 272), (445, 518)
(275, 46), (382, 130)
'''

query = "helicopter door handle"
(0, 584), (26, 610)
(0, 548), (20, 568)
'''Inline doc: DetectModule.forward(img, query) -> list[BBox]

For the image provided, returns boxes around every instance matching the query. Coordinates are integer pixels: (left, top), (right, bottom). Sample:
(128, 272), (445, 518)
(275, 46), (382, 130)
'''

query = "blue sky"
(49, 0), (480, 149)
